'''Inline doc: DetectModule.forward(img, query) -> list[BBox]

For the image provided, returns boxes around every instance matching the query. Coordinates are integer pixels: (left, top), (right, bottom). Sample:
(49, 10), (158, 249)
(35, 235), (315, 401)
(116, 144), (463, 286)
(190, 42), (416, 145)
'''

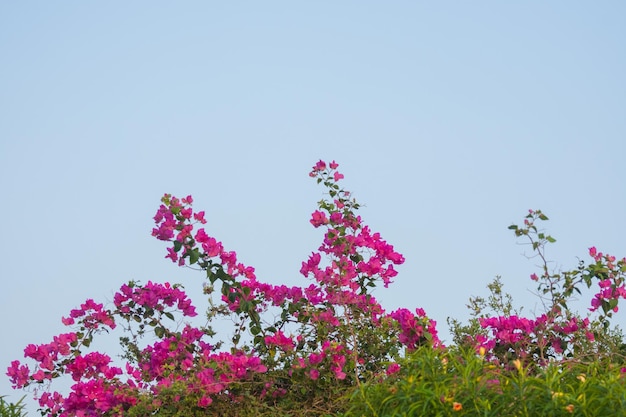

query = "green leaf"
(546, 236), (557, 243)
(165, 312), (175, 321)
(189, 249), (200, 265)
(155, 326), (165, 338)
(173, 240), (182, 252)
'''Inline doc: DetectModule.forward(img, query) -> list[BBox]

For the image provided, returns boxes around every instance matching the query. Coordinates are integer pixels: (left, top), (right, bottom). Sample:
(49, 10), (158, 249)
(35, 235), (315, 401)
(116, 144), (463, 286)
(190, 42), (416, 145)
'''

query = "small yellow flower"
(479, 346), (486, 357)
(565, 404), (575, 413)
(577, 374), (586, 383)
(552, 391), (564, 399)
(452, 402), (463, 411)
(513, 359), (522, 371)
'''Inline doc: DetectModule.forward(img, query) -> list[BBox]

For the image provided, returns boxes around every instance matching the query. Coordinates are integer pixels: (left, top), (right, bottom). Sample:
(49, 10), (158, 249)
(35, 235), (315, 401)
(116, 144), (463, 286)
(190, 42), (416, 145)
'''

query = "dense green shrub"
(342, 347), (626, 417)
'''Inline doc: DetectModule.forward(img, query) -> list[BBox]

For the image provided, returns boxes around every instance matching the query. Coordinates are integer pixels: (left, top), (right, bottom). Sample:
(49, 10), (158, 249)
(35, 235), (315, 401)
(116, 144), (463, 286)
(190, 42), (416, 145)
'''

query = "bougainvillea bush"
(6, 160), (626, 417)
(6, 161), (440, 417)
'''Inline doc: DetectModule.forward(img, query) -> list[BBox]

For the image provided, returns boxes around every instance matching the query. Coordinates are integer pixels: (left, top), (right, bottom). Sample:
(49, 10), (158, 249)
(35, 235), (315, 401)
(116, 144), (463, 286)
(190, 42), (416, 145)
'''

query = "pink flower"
(310, 210), (329, 227)
(195, 229), (210, 244)
(6, 361), (30, 388)
(62, 316), (75, 326)
(165, 247), (178, 262)
(334, 370), (346, 380)
(193, 211), (206, 224)
(264, 331), (295, 352)
(180, 207), (192, 220)
(314, 160), (326, 171)
(197, 396), (212, 407)
(202, 237), (223, 258)
(308, 353), (324, 365)
(333, 171), (344, 182)
(386, 363), (401, 375)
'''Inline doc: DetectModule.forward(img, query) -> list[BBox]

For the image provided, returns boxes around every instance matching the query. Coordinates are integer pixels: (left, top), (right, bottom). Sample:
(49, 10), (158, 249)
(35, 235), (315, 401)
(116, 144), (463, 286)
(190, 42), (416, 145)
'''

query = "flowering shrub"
(6, 161), (626, 416)
(7, 160), (439, 417)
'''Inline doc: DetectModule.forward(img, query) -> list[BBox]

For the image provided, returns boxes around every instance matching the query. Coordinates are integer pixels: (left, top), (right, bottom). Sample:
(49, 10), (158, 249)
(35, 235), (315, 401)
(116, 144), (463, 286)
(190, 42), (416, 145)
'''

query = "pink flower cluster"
(588, 246), (626, 314)
(114, 280), (197, 318)
(7, 300), (137, 416)
(62, 299), (114, 329)
(7, 280), (271, 416)
(289, 341), (351, 381)
(152, 194), (206, 265)
(477, 314), (594, 365)
(390, 308), (441, 351)
(7, 332), (79, 388)
(134, 325), (267, 409)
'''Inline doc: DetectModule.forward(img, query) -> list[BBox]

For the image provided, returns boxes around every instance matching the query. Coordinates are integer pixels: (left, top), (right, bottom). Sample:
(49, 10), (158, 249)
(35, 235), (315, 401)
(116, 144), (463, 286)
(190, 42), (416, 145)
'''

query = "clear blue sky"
(1, 2), (625, 414)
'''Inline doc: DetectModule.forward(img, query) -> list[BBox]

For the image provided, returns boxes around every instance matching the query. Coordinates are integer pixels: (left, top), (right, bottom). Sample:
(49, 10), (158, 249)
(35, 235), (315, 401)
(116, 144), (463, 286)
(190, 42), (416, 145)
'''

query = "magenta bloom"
(386, 363), (401, 375)
(310, 210), (329, 227)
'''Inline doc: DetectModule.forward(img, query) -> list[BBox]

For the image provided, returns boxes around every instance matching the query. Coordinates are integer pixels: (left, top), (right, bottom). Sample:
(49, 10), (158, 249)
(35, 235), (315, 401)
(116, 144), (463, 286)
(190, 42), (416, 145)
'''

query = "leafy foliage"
(343, 347), (626, 417)
(0, 396), (27, 417)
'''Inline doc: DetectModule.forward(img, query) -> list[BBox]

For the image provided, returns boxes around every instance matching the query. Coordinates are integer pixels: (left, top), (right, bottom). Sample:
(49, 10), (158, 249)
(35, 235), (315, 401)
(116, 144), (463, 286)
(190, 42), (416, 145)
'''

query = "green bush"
(342, 347), (626, 417)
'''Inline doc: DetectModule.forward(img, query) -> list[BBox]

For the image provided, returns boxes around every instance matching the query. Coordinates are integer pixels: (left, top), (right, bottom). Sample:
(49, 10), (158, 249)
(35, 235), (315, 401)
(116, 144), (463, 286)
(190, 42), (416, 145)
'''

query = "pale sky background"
(1, 2), (625, 414)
